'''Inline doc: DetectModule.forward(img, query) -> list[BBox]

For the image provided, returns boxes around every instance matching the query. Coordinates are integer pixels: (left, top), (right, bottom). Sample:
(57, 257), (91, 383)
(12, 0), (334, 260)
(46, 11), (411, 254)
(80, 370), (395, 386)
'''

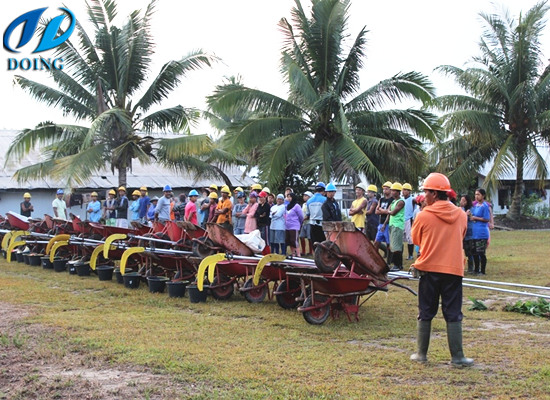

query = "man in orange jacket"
(410, 172), (474, 367)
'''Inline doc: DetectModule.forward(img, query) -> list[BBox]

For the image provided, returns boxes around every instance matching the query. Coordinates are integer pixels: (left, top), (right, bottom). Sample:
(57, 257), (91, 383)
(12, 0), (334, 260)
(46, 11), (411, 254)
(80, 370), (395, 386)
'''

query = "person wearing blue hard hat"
(154, 185), (172, 222)
(306, 181), (327, 244)
(322, 183), (342, 222)
(52, 189), (68, 219)
(185, 189), (199, 225)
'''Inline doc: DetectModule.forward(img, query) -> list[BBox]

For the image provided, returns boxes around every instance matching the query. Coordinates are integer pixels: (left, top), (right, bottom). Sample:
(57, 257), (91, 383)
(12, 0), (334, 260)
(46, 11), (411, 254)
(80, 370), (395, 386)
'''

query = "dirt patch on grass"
(0, 302), (204, 399)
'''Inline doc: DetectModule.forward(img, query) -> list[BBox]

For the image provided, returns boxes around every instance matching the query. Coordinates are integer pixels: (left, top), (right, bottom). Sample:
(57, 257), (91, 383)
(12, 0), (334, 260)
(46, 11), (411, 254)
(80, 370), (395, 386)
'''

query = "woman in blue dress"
(467, 188), (490, 275)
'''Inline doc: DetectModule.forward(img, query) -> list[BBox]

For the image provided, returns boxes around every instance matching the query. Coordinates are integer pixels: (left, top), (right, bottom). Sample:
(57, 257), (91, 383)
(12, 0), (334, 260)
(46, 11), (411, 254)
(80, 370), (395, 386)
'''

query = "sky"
(1, 0), (548, 133)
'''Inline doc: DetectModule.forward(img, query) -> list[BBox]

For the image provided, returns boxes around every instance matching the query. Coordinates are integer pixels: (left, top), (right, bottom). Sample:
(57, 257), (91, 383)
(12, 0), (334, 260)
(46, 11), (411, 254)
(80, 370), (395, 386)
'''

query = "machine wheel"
(275, 280), (301, 309)
(138, 233), (171, 250)
(210, 275), (234, 300)
(314, 241), (341, 273)
(242, 278), (267, 303)
(192, 237), (215, 258)
(302, 294), (330, 325)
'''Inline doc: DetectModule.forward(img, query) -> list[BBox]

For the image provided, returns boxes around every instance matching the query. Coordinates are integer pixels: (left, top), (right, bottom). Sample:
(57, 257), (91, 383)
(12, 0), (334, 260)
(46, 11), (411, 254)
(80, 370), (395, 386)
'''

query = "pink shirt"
(184, 201), (198, 225)
(242, 202), (258, 233)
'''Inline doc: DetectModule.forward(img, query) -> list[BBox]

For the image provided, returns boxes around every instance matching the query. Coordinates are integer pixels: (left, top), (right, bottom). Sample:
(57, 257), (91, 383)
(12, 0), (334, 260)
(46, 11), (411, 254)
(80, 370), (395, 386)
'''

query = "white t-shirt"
(52, 198), (67, 219)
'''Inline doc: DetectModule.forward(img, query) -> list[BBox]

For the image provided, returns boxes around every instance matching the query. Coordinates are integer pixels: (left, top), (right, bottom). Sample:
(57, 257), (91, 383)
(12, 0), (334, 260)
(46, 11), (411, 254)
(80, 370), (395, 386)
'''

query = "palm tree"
(6, 0), (219, 187)
(207, 0), (439, 188)
(430, 1), (550, 220)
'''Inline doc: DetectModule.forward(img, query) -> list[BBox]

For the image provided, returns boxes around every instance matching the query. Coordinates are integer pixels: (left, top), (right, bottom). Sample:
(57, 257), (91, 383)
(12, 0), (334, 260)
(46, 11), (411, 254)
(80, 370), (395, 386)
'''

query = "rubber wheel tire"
(210, 275), (234, 300)
(275, 280), (301, 309)
(242, 278), (267, 303)
(314, 241), (341, 273)
(302, 294), (330, 325)
(139, 233), (171, 250)
(192, 237), (215, 258)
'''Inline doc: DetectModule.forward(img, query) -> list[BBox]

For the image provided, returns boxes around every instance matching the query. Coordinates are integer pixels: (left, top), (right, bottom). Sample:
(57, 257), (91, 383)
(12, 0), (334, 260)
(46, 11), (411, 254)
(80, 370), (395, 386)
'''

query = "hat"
(91, 191), (98, 197)
(325, 182), (337, 192)
(140, 186), (147, 191)
(304, 191), (313, 197)
(23, 192), (31, 199)
(236, 191), (245, 198)
(382, 181), (392, 188)
(209, 184), (218, 190)
(447, 189), (457, 201)
(422, 173), (451, 191)
(118, 186), (126, 192)
(277, 194), (284, 200)
(402, 183), (413, 191)
(415, 194), (425, 205)
(315, 182), (326, 189)
(355, 183), (367, 192)
(208, 192), (218, 199)
(163, 185), (172, 192)
(367, 184), (377, 192)
(259, 191), (268, 198)
(189, 189), (199, 197)
(234, 186), (244, 193)
(220, 185), (231, 194)
(390, 182), (403, 191)
(251, 183), (262, 191)
(249, 191), (258, 198)
(151, 196), (159, 201)
(132, 190), (140, 196)
(57, 189), (64, 195)
(108, 189), (116, 195)
(262, 187), (271, 194)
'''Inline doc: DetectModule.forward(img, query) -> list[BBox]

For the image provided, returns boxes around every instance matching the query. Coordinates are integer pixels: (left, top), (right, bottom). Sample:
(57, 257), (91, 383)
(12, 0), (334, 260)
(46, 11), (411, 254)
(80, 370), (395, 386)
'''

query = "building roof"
(478, 145), (550, 181)
(0, 129), (254, 190)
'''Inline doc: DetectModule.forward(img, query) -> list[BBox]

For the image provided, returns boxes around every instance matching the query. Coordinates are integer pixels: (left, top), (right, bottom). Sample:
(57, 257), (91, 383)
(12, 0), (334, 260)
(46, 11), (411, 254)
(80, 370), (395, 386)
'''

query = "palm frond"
(156, 134), (214, 162)
(140, 106), (201, 133)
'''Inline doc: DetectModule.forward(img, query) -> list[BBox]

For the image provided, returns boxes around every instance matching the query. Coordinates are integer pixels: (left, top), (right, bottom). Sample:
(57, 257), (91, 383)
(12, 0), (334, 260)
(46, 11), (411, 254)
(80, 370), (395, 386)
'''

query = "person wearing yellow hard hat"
(114, 186), (129, 228)
(349, 183), (368, 233)
(402, 183), (415, 260)
(103, 189), (117, 226)
(128, 190), (141, 222)
(138, 186), (150, 223)
(20, 192), (34, 217)
(87, 191), (102, 222)
(214, 185), (233, 232)
(365, 184), (379, 241)
(250, 183), (262, 194)
(374, 181), (394, 258)
(380, 182), (405, 272)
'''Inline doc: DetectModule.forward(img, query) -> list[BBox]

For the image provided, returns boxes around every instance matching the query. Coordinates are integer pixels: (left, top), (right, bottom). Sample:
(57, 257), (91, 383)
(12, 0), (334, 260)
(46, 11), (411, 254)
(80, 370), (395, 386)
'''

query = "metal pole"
(463, 283), (550, 300)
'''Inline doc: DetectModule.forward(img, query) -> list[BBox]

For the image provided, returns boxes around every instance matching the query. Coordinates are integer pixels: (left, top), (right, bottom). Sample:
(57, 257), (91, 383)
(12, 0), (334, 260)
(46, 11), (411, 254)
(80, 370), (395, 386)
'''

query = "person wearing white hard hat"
(349, 183), (368, 233)
(20, 193), (34, 217)
(87, 192), (102, 223)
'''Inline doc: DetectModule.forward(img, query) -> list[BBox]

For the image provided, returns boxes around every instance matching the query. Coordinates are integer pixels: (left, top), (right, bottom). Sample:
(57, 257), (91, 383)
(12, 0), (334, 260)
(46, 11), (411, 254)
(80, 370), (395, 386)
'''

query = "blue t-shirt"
(306, 193), (326, 225)
(471, 202), (490, 239)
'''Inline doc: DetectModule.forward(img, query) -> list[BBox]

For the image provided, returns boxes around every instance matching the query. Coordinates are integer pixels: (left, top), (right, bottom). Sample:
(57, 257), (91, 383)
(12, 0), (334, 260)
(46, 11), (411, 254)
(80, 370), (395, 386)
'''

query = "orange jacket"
(411, 200), (467, 277)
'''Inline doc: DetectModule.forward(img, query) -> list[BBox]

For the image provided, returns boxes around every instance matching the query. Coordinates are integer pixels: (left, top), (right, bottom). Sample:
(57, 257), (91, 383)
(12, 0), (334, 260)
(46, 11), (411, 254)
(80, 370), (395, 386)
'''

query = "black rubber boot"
(447, 321), (474, 367)
(410, 320), (431, 362)
(480, 255), (487, 275)
(407, 244), (414, 259)
(467, 256), (474, 273)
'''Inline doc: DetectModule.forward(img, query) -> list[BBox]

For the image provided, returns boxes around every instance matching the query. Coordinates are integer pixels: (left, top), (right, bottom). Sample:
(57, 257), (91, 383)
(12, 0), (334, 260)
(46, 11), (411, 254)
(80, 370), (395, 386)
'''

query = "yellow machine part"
(103, 234), (127, 258)
(49, 241), (69, 262)
(6, 241), (26, 262)
(2, 231), (30, 251)
(196, 253), (226, 292)
(253, 253), (286, 286)
(45, 234), (71, 255)
(119, 247), (145, 275)
(89, 244), (115, 271)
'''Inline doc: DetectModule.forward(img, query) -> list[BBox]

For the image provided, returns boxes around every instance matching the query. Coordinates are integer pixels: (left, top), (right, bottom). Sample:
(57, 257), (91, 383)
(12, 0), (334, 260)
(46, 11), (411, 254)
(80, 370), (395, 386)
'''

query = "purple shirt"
(286, 204), (304, 230)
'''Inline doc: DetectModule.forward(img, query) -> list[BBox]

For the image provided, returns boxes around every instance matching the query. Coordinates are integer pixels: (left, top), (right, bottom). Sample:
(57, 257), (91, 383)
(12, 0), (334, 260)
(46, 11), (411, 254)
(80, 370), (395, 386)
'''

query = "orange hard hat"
(422, 173), (451, 191)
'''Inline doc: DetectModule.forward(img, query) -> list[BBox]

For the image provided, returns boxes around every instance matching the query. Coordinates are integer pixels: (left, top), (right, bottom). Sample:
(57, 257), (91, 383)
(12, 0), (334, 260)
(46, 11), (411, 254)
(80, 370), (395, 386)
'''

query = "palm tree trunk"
(507, 139), (526, 221)
(118, 165), (128, 188)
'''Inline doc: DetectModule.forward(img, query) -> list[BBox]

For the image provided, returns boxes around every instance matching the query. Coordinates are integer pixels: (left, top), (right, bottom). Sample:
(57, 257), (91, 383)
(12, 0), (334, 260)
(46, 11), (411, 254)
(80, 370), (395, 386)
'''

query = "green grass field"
(1, 230), (549, 399)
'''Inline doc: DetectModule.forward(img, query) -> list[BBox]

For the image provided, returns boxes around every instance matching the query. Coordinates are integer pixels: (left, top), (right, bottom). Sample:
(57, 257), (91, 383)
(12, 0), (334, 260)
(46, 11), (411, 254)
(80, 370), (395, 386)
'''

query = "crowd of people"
(19, 180), (493, 274)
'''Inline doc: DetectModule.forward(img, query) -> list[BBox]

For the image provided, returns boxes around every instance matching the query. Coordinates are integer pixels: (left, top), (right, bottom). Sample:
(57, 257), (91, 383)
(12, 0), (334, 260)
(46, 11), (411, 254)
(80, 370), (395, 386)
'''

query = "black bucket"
(115, 268), (134, 284)
(11, 250), (19, 263)
(1, 249), (6, 259)
(23, 253), (31, 265)
(123, 272), (141, 289)
(167, 281), (188, 298)
(67, 260), (78, 275)
(76, 262), (91, 277)
(41, 256), (53, 269)
(147, 276), (169, 294)
(16, 252), (24, 263)
(188, 284), (208, 303)
(53, 258), (68, 272)
(29, 254), (42, 266)
(96, 265), (114, 281)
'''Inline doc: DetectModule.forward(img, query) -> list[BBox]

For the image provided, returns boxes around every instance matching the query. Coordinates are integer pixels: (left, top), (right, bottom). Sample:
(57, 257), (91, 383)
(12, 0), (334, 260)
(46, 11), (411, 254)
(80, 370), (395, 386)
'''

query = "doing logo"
(3, 7), (76, 71)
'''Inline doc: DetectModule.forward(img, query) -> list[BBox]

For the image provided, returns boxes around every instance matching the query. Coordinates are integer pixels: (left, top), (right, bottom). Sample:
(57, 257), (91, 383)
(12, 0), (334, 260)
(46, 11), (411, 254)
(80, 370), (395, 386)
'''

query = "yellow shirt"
(350, 198), (367, 228)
